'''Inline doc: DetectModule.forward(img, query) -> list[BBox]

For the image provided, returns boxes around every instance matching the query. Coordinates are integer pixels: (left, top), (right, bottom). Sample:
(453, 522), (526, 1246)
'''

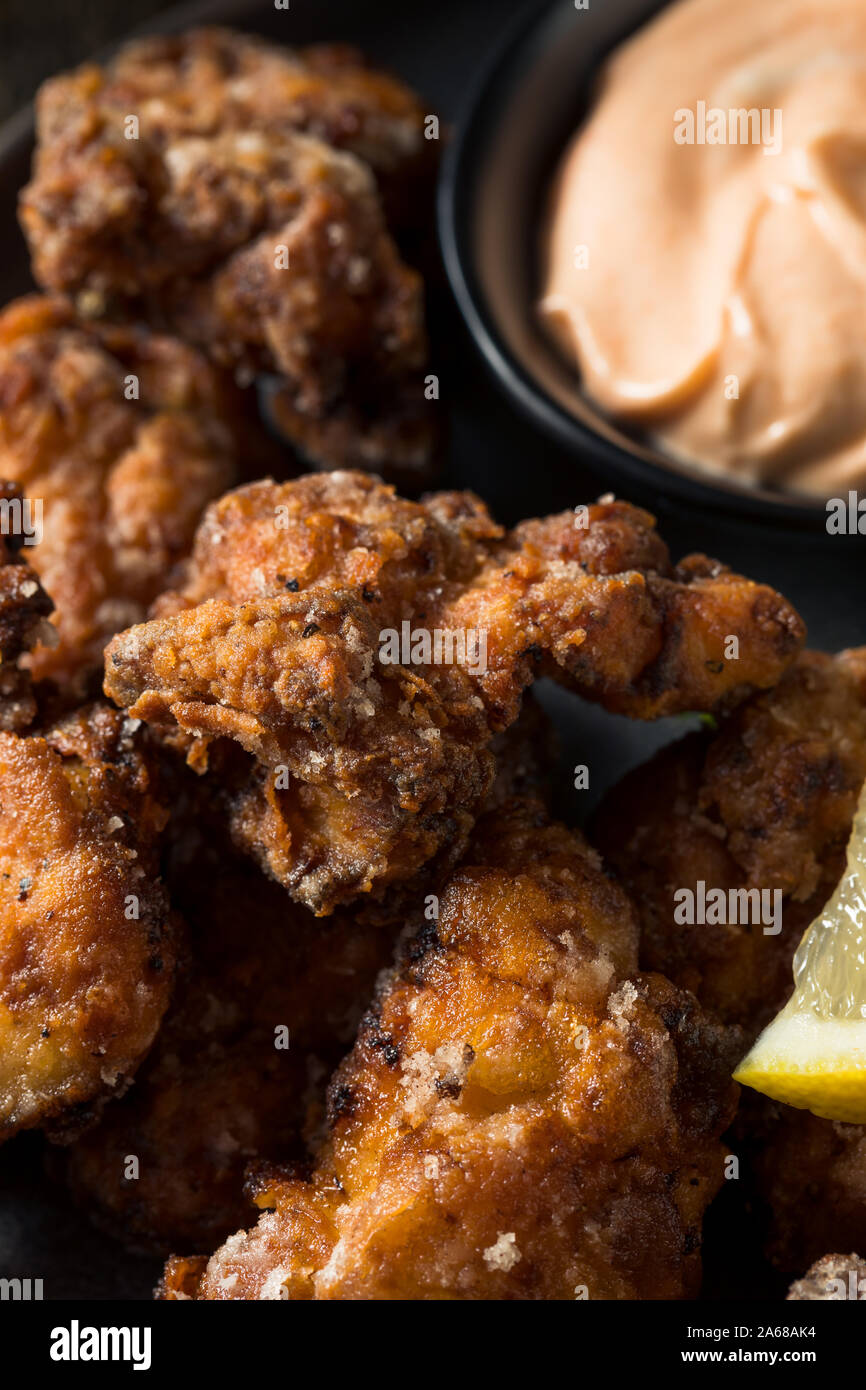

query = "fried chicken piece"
(110, 588), (494, 914)
(594, 649), (866, 1278)
(60, 822), (395, 1254)
(139, 473), (804, 720)
(0, 295), (259, 692)
(787, 1254), (866, 1300)
(23, 29), (436, 243)
(594, 649), (866, 1036)
(104, 472), (803, 914)
(0, 702), (174, 1143)
(0, 481), (54, 730)
(159, 802), (738, 1301)
(21, 30), (437, 479)
(20, 32), (428, 411)
(59, 699), (552, 1253)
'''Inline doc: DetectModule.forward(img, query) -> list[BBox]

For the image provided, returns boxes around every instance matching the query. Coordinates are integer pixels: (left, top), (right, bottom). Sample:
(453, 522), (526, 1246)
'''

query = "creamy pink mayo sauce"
(540, 0), (866, 496)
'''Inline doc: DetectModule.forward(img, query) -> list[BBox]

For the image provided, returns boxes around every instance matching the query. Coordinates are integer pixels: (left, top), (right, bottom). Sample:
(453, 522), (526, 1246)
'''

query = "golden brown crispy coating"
(22, 29), (436, 245)
(0, 703), (174, 1143)
(59, 704), (549, 1254)
(787, 1253), (866, 1300)
(20, 32), (428, 411)
(109, 589), (493, 914)
(0, 296), (249, 692)
(594, 649), (866, 1036)
(0, 481), (54, 730)
(160, 802), (739, 1301)
(143, 472), (501, 621)
(105, 472), (803, 914)
(144, 473), (803, 723)
(61, 821), (395, 1254)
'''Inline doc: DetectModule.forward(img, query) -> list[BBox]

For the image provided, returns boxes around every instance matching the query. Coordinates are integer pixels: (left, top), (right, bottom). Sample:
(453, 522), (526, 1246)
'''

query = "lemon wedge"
(733, 779), (866, 1122)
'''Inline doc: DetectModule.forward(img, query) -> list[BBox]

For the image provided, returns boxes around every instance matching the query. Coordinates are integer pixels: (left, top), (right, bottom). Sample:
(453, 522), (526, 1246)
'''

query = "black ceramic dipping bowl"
(439, 0), (834, 530)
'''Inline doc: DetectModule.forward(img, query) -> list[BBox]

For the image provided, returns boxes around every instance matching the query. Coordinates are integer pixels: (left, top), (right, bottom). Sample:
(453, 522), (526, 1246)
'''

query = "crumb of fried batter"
(0, 702), (175, 1143)
(158, 801), (739, 1301)
(594, 648), (866, 1037)
(0, 296), (260, 692)
(787, 1253), (866, 1300)
(105, 472), (804, 915)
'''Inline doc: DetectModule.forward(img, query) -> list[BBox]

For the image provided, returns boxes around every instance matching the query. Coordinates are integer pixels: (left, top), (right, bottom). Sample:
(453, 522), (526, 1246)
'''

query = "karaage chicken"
(60, 823), (394, 1253)
(22, 28), (437, 248)
(0, 295), (256, 692)
(57, 697), (550, 1253)
(55, 700), (556, 1256)
(104, 471), (804, 914)
(594, 649), (866, 1036)
(595, 648), (866, 1277)
(20, 32), (428, 408)
(18, 28), (442, 479)
(2, 9), (844, 1314)
(0, 702), (174, 1143)
(159, 801), (738, 1301)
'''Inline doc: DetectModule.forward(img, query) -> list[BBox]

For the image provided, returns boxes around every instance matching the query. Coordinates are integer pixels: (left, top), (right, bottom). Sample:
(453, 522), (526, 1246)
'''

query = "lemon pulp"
(733, 780), (866, 1122)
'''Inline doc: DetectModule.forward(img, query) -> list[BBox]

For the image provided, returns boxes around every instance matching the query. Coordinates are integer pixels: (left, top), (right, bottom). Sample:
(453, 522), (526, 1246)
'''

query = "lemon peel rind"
(734, 1013), (866, 1123)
